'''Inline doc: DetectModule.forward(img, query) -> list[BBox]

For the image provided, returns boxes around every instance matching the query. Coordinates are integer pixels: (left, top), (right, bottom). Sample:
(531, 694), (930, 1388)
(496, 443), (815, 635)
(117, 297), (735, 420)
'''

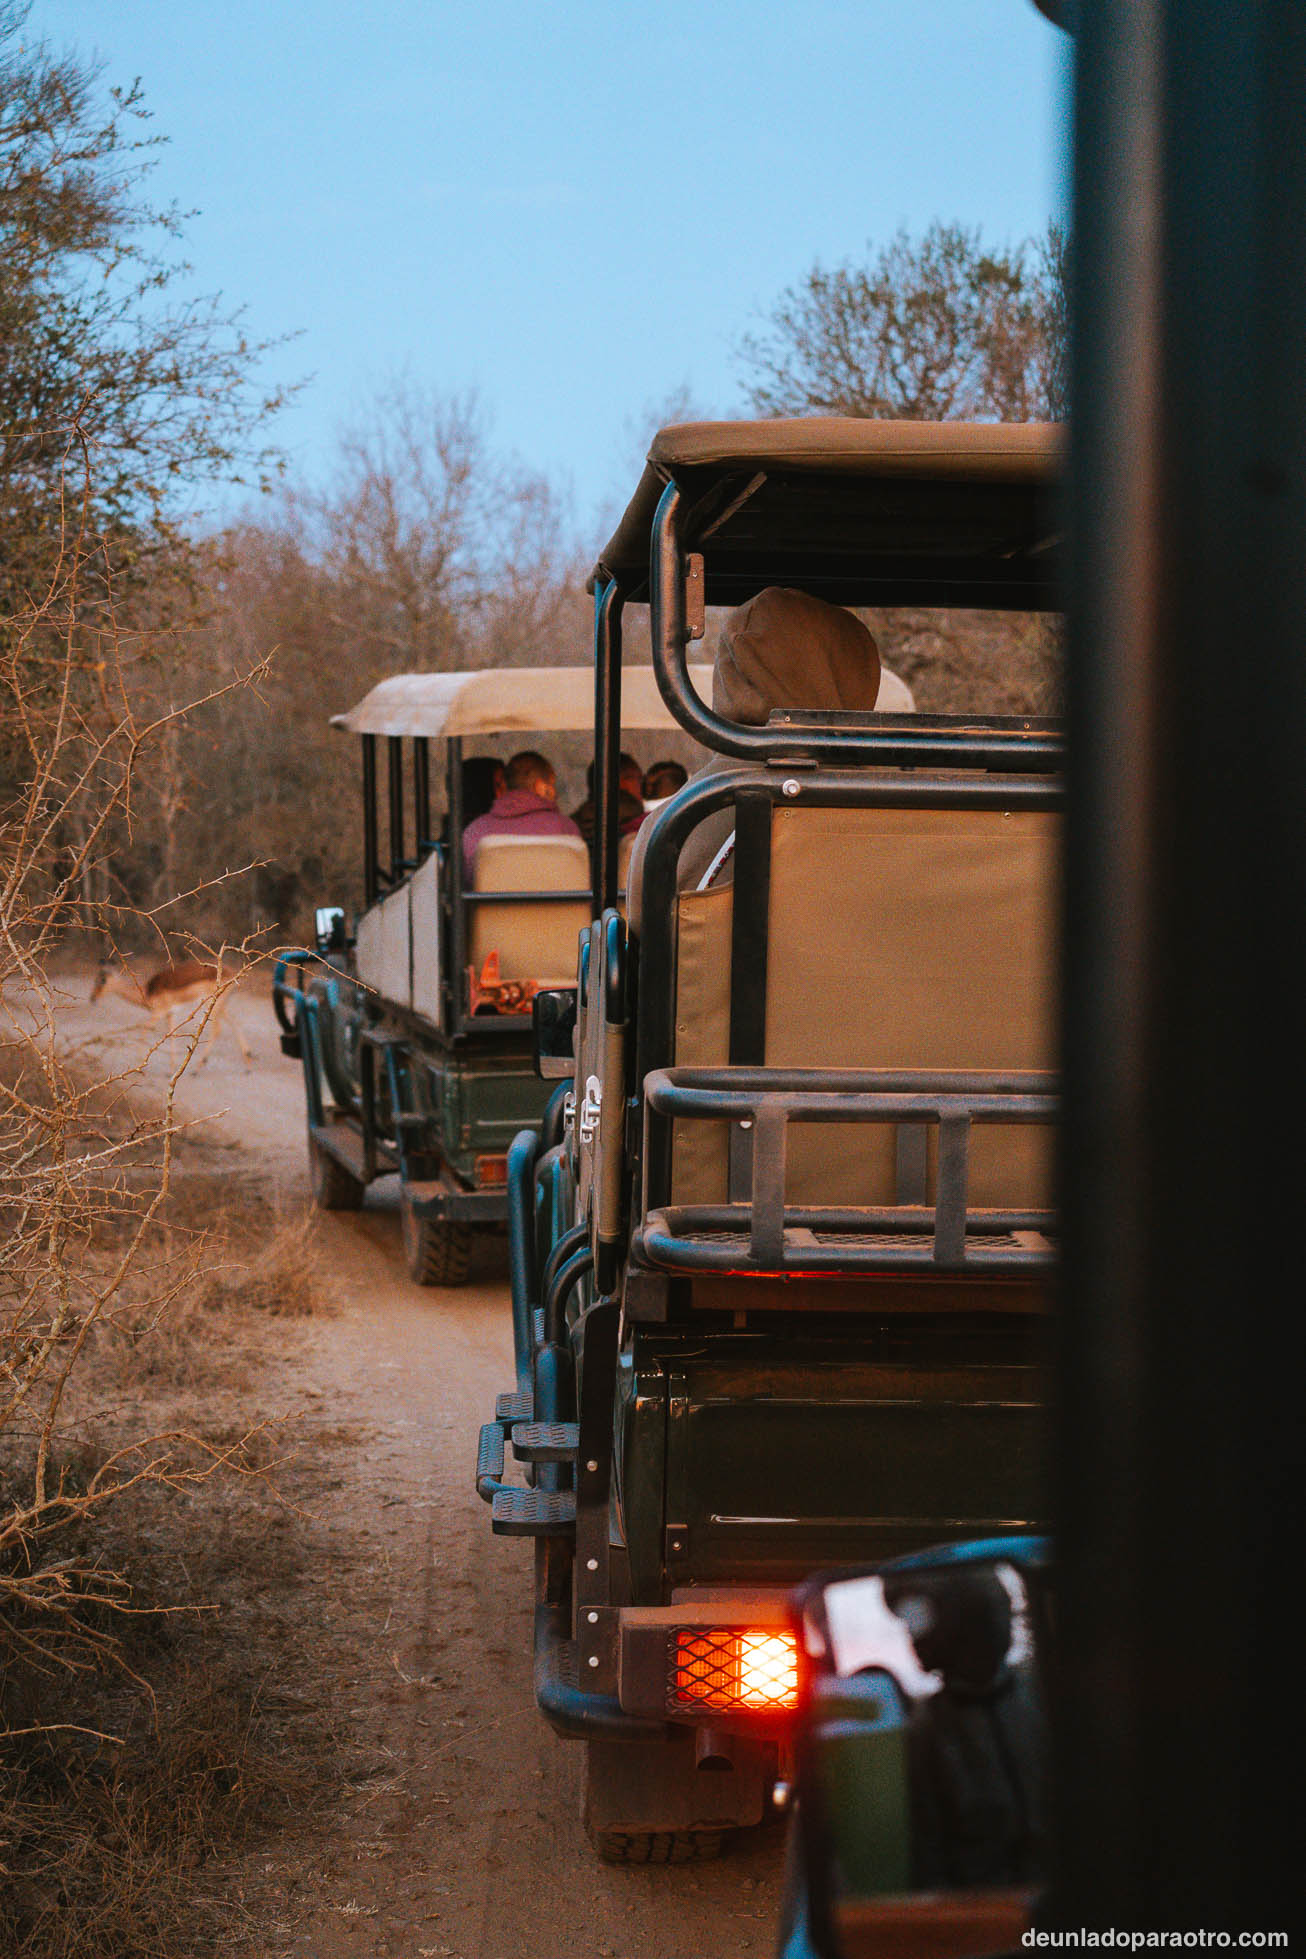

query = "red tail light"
(672, 1628), (799, 1712)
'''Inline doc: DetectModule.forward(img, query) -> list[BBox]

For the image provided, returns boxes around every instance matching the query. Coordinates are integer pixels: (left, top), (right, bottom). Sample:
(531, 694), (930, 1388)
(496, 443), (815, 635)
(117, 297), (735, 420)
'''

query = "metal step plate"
(510, 1421), (579, 1464)
(490, 1486), (577, 1537)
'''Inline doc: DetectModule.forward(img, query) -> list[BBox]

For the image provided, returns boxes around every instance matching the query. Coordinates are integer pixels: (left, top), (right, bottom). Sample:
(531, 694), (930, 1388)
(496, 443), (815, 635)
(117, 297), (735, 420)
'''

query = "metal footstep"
(511, 1421), (579, 1464)
(496, 1390), (533, 1423)
(491, 1487), (577, 1536)
(475, 1421), (506, 1502)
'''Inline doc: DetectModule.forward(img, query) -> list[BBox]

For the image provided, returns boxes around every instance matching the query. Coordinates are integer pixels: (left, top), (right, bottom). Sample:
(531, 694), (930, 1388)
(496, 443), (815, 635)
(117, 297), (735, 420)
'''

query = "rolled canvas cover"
(409, 852), (443, 1026)
(469, 835), (592, 987)
(354, 884), (412, 1009)
(671, 803), (1059, 1209)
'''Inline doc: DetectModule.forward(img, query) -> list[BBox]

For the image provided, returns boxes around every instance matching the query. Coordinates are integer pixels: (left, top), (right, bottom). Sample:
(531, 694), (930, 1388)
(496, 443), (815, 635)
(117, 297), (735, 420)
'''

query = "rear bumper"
(616, 1592), (795, 1732)
(403, 1175), (506, 1223)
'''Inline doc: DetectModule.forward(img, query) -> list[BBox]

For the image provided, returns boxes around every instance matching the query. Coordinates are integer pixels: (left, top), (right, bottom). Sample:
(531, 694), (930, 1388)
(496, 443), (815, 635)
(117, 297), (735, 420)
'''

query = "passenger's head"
(643, 759), (688, 801)
(712, 587), (881, 727)
(506, 750), (557, 802)
(462, 755), (505, 822)
(584, 753), (644, 800)
(884, 1568), (1014, 1695)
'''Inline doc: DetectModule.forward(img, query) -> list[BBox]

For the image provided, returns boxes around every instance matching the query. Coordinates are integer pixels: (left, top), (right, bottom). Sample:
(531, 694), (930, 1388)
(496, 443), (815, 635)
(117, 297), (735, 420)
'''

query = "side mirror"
(314, 905), (348, 956)
(788, 1539), (1050, 1959)
(532, 987), (577, 1080)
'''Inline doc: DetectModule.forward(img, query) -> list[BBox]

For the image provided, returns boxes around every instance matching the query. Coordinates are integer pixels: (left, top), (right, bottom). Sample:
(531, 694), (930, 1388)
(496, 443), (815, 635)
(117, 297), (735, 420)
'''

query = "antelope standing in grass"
(91, 957), (252, 1066)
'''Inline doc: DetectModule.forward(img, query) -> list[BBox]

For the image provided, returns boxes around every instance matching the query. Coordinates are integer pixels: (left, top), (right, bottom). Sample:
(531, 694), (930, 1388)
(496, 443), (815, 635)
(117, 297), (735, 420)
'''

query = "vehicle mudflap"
(583, 1731), (769, 1835)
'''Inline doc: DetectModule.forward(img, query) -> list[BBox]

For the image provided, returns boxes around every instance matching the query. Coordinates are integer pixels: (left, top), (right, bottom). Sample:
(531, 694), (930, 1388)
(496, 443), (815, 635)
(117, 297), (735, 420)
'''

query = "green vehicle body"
(615, 1320), (1045, 1600)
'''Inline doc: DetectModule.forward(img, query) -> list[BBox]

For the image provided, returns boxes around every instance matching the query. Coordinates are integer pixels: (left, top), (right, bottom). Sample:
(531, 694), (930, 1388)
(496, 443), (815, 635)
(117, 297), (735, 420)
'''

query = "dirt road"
(56, 974), (786, 1958)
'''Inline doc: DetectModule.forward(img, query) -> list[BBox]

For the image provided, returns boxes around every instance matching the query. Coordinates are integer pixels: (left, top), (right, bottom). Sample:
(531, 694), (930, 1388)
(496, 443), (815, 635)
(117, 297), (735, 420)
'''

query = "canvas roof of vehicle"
(332, 663), (718, 739)
(593, 417), (1063, 610)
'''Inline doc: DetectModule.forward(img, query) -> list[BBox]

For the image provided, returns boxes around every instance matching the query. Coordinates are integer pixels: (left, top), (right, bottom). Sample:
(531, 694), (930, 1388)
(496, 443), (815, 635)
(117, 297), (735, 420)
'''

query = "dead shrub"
(0, 1658), (328, 1958)
(194, 1210), (330, 1321)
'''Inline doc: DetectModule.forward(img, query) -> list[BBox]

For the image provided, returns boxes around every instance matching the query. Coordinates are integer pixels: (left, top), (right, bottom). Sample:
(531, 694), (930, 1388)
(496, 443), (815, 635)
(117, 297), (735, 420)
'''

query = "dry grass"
(0, 1660), (325, 1958)
(193, 1210), (330, 1322)
(0, 1149), (349, 1958)
(85, 1205), (332, 1403)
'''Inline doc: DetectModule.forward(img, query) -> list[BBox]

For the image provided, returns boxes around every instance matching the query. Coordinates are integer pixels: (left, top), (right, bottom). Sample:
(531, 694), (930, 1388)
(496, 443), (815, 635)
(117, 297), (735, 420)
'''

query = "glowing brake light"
(673, 1628), (799, 1712)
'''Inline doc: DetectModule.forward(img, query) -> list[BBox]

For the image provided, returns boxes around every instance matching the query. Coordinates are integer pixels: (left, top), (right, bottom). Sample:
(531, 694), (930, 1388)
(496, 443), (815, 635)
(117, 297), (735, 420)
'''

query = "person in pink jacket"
(462, 751), (582, 879)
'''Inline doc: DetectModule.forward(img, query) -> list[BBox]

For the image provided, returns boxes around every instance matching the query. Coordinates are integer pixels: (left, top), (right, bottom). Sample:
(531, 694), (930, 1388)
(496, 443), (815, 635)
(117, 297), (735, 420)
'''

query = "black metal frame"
(636, 1067), (1056, 1276)
(629, 768), (1061, 1243)
(593, 578), (625, 916)
(646, 480), (1064, 770)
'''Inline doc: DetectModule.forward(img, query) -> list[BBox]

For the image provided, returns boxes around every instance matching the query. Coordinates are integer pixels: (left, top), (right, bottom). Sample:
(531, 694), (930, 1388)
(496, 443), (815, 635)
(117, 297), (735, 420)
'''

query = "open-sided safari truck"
(475, 418), (1063, 1861)
(271, 666), (710, 1285)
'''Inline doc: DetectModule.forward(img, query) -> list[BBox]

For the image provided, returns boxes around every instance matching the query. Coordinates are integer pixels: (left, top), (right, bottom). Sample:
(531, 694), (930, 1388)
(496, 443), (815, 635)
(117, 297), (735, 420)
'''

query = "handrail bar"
(640, 1065), (1057, 1275)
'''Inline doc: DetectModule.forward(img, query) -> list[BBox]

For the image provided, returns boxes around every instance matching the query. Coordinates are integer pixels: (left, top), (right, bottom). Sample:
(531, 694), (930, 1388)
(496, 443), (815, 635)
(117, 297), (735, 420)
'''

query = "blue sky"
(33, 1), (1070, 535)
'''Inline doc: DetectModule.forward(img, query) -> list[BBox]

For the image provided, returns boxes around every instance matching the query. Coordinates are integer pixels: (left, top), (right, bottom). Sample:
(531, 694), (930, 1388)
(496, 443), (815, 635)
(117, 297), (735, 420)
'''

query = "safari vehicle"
(271, 666), (710, 1284)
(474, 416), (1062, 1859)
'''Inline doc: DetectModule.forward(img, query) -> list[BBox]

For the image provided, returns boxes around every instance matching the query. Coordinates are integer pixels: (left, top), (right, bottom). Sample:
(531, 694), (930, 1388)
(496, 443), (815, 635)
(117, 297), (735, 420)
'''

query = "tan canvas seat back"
(470, 834), (593, 987)
(671, 801), (1059, 1209)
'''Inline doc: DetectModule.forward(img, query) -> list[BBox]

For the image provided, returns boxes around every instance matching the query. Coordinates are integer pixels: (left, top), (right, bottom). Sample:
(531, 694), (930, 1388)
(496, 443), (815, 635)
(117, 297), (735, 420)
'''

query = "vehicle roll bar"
(649, 480), (1064, 771)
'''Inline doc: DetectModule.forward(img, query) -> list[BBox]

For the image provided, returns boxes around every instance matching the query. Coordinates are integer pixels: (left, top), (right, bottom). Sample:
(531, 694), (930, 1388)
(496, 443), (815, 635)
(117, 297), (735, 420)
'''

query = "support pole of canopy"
(447, 736), (466, 1026)
(414, 737), (431, 855)
(387, 736), (404, 885)
(593, 579), (624, 916)
(362, 735), (378, 908)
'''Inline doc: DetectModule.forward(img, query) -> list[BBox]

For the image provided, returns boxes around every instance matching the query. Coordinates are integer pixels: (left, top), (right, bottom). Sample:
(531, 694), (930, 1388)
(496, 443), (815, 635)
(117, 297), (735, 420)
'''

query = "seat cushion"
(470, 834), (592, 986)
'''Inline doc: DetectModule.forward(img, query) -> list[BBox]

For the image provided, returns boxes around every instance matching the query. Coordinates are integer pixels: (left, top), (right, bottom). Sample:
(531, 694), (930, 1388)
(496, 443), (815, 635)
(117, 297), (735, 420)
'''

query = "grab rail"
(637, 1065), (1057, 1276)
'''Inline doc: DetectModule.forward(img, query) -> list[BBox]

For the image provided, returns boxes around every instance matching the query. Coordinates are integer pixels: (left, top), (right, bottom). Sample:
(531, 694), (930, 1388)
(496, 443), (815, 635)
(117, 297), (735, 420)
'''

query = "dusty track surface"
(55, 974), (785, 1958)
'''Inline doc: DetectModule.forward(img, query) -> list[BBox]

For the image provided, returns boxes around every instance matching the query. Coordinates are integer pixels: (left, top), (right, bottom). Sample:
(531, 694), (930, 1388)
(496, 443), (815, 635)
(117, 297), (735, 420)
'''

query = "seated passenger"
(462, 754), (505, 825)
(443, 755), (505, 845)
(571, 753), (645, 843)
(641, 759), (689, 811)
(462, 750), (581, 879)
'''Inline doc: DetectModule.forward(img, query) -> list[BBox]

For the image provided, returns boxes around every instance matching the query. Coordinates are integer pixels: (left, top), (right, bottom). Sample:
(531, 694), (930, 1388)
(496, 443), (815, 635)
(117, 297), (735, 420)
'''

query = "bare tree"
(736, 219), (1067, 423)
(302, 378), (576, 671)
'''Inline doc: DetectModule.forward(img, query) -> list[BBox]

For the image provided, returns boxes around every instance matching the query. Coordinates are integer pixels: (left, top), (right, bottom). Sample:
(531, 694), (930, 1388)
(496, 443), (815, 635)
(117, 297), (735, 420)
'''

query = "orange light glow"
(673, 1628), (799, 1712)
(736, 1632), (799, 1707)
(473, 1153), (508, 1188)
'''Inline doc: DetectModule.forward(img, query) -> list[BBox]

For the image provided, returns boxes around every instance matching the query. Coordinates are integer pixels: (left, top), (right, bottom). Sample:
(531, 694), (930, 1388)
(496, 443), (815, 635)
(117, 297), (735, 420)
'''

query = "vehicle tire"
(401, 1196), (473, 1286)
(309, 1133), (364, 1211)
(587, 1827), (729, 1865)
